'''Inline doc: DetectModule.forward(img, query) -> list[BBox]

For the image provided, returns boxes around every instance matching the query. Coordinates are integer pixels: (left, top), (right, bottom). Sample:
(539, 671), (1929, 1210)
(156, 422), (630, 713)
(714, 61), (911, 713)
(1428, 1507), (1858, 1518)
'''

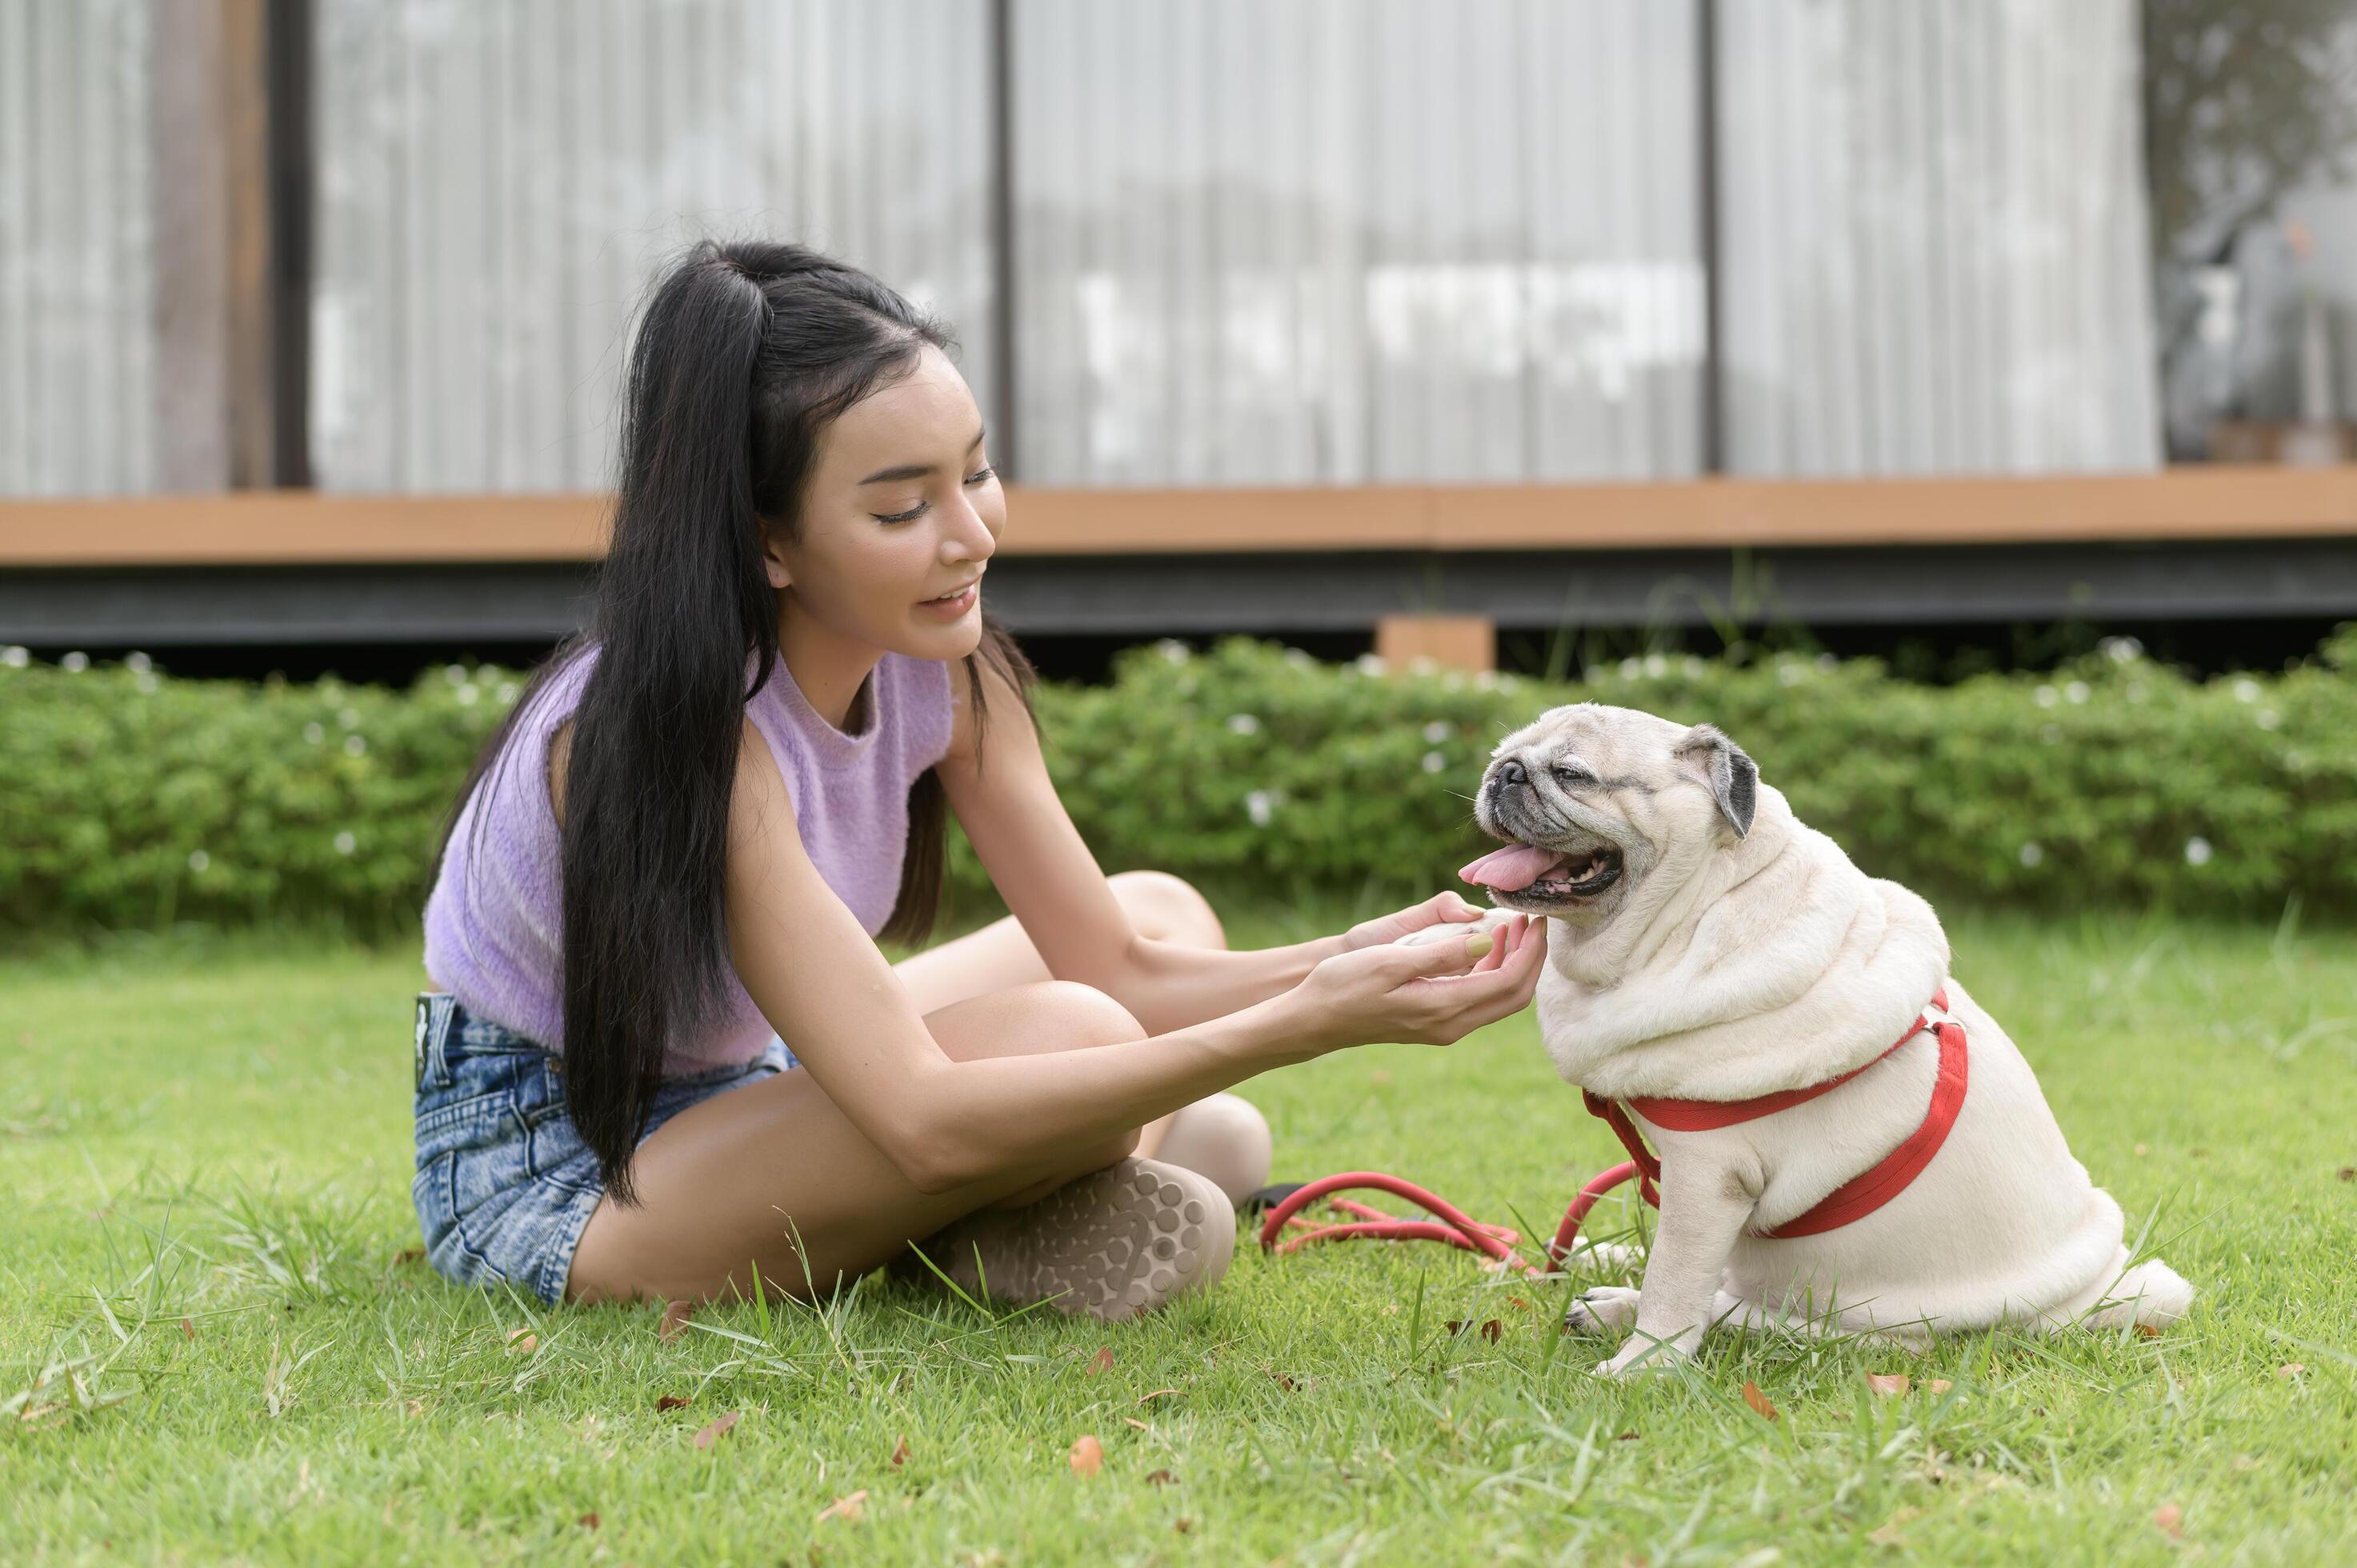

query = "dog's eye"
(1550, 763), (1598, 786)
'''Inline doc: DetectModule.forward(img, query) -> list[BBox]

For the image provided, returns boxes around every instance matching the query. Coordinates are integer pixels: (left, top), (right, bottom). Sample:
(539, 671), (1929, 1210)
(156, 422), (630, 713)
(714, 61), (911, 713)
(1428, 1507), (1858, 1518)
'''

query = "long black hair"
(436, 239), (1034, 1206)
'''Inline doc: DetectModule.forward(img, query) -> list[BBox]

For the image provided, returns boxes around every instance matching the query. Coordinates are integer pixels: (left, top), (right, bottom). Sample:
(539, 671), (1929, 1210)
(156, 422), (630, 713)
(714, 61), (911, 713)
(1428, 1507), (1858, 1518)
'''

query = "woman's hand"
(1339, 890), (1492, 951)
(1279, 912), (1546, 1055)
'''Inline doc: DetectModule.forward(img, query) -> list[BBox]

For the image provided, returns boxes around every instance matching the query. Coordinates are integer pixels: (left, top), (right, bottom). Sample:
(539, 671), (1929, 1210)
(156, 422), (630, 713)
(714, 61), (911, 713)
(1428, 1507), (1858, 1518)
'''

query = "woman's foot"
(1150, 1092), (1273, 1210)
(910, 1158), (1235, 1321)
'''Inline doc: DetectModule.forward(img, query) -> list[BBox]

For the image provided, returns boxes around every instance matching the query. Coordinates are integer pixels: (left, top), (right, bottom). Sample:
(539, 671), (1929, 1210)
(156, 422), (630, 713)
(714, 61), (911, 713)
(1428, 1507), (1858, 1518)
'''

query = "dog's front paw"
(1596, 1334), (1695, 1378)
(1563, 1285), (1641, 1337)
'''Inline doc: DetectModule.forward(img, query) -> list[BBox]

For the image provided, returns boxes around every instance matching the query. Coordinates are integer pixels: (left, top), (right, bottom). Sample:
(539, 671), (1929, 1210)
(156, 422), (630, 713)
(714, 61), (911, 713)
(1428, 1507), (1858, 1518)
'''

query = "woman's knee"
(934, 978), (1145, 1065)
(1108, 869), (1226, 950)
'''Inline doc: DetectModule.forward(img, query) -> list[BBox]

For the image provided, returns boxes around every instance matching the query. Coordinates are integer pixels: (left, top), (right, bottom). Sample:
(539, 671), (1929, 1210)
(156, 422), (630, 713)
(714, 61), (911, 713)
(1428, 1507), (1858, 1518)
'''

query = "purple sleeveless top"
(422, 645), (956, 1073)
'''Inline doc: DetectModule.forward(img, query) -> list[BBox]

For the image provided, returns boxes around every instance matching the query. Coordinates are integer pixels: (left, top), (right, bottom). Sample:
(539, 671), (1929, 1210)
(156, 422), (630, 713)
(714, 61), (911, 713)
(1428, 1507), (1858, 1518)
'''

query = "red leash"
(1259, 989), (1966, 1271)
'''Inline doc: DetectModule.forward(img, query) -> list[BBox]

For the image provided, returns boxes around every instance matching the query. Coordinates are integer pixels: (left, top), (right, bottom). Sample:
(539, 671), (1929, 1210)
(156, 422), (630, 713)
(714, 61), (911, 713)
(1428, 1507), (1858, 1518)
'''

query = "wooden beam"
(4, 467), (2357, 568)
(146, 0), (291, 491)
(1375, 614), (1496, 673)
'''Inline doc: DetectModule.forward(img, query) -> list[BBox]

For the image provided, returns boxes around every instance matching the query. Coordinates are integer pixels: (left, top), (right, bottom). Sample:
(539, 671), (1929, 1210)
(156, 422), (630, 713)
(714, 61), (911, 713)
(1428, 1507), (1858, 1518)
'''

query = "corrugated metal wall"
(1717, 0), (2160, 475)
(4, 0), (2165, 496)
(310, 0), (994, 492)
(0, 0), (154, 495)
(1012, 0), (1705, 486)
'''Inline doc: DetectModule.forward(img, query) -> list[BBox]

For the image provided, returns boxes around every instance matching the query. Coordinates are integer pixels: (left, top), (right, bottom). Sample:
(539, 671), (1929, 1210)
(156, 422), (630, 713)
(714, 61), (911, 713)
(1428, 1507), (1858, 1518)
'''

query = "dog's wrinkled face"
(1466, 702), (1759, 930)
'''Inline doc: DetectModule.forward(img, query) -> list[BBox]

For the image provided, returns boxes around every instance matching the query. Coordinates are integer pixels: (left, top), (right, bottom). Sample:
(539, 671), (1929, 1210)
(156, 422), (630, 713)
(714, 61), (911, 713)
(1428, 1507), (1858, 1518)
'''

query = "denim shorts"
(410, 993), (798, 1306)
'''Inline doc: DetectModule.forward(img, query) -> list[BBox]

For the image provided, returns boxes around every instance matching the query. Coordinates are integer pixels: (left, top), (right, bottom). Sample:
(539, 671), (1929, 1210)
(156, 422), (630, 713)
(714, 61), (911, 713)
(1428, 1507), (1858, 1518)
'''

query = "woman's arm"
(938, 656), (1461, 1036)
(725, 711), (1539, 1194)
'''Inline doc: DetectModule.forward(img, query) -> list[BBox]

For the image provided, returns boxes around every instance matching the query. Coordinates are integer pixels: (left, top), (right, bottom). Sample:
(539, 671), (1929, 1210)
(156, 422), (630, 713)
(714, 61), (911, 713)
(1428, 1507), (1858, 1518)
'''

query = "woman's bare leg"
(564, 979), (1150, 1306)
(891, 869), (1227, 1154)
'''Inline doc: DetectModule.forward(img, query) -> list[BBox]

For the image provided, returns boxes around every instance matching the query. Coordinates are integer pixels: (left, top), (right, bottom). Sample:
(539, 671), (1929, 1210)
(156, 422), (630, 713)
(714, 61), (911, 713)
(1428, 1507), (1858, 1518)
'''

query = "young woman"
(411, 239), (1546, 1321)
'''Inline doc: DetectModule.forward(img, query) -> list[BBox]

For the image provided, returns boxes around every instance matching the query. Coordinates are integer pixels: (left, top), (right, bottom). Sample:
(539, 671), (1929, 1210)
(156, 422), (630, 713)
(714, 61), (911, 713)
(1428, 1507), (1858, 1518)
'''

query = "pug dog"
(1404, 702), (2192, 1375)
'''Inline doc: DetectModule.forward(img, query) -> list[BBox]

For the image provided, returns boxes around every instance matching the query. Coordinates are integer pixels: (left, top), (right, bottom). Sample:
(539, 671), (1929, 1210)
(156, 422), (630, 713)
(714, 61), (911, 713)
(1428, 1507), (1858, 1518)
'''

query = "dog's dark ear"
(1675, 724), (1758, 838)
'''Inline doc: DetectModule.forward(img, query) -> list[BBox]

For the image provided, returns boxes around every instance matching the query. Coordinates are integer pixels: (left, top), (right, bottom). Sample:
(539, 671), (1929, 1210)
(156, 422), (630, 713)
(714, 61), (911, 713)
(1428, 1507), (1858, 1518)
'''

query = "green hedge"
(4, 629), (2352, 936)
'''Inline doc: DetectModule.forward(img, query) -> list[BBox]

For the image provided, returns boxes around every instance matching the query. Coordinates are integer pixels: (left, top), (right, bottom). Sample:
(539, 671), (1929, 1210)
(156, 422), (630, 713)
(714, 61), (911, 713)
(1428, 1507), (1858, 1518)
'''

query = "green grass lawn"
(5, 906), (2355, 1564)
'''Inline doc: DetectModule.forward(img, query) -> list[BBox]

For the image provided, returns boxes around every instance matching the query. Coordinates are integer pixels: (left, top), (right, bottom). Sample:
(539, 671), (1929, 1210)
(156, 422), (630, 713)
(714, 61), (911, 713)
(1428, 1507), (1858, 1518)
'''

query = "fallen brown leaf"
(1441, 1319), (1502, 1342)
(693, 1410), (741, 1450)
(393, 1247), (424, 1266)
(1136, 1388), (1179, 1406)
(2278, 1362), (2307, 1380)
(658, 1299), (697, 1342)
(578, 1512), (599, 1530)
(1086, 1346), (1114, 1377)
(1123, 1417), (1150, 1432)
(2134, 1323), (2162, 1340)
(1742, 1382), (1779, 1422)
(2132, 1144), (2148, 1158)
(1174, 1518), (1192, 1534)
(654, 1394), (692, 1412)
(1371, 1070), (1393, 1086)
(505, 1329), (538, 1355)
(890, 1435), (910, 1466)
(1866, 1373), (1911, 1398)
(1145, 1468), (1176, 1486)
(2154, 1502), (2184, 1538)
(1925, 1379), (1954, 1394)
(1615, 1430), (1639, 1442)
(1268, 1370), (1297, 1393)
(180, 1318), (194, 1341)
(1507, 1297), (1532, 1311)
(817, 1490), (868, 1523)
(1069, 1434), (1105, 1476)
(2339, 1166), (2355, 1182)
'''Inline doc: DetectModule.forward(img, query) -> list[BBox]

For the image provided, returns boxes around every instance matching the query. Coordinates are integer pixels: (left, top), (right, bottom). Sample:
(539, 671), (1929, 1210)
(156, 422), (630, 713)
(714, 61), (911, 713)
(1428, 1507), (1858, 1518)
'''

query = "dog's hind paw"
(1563, 1285), (1641, 1336)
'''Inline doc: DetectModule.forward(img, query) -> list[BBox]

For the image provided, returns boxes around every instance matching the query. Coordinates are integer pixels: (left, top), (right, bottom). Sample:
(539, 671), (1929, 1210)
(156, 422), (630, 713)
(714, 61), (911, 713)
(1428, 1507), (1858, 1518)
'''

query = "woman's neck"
(777, 610), (882, 733)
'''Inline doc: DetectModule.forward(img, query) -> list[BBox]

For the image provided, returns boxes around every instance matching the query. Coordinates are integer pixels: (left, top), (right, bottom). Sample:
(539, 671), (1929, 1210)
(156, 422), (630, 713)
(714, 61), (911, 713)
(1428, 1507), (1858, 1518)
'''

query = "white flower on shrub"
(2256, 709), (2279, 730)
(303, 722), (325, 744)
(1154, 638), (1191, 664)
(1422, 750), (1447, 773)
(2019, 842), (2044, 867)
(134, 673), (158, 694)
(1226, 713), (1260, 735)
(2064, 682), (2089, 704)
(1620, 658), (1643, 679)
(334, 831), (357, 856)
(0, 646), (26, 668)
(338, 707), (361, 730)
(1354, 654), (1387, 676)
(343, 734), (366, 757)
(496, 682), (518, 705)
(2233, 679), (2259, 704)
(62, 652), (89, 673)
(187, 850), (210, 873)
(2102, 637), (2143, 663)
(458, 685), (480, 706)
(1684, 656), (1707, 678)
(1778, 662), (1807, 687)
(1817, 653), (1837, 670)
(1422, 721), (1451, 743)
(1245, 790), (1274, 826)
(2184, 837), (2213, 866)
(1496, 674), (1519, 690)
(1283, 648), (1315, 669)
(1408, 656), (1438, 675)
(446, 664), (468, 685)
(2035, 685), (2058, 707)
(1442, 671), (1464, 691)
(125, 651), (151, 674)
(1643, 654), (1668, 678)
(1475, 670), (1499, 690)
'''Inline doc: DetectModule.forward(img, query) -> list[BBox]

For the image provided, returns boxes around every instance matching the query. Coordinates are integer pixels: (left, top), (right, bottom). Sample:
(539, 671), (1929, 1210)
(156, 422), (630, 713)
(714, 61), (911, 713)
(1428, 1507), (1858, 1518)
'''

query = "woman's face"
(762, 344), (1002, 662)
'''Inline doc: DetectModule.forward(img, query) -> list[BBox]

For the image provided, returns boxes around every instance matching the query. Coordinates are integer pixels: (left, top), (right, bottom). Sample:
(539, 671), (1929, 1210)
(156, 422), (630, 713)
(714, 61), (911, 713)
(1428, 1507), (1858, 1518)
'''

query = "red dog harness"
(1261, 987), (1969, 1274)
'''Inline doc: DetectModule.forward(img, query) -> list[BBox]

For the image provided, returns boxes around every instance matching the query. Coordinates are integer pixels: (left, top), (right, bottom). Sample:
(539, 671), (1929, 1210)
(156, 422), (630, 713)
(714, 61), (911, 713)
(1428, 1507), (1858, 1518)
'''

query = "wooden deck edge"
(4, 467), (2356, 566)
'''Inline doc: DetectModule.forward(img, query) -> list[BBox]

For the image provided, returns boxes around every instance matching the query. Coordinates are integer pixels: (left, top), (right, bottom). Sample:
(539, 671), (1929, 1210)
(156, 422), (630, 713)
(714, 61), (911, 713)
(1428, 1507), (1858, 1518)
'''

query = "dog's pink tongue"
(1458, 843), (1569, 892)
